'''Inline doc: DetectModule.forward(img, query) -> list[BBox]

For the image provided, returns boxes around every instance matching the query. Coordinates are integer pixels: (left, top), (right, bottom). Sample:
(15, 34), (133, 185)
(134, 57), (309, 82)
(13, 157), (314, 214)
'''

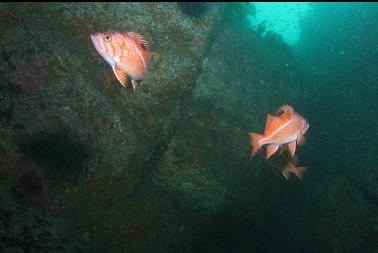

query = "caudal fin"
(282, 166), (307, 181)
(249, 132), (263, 158)
(295, 167), (307, 181)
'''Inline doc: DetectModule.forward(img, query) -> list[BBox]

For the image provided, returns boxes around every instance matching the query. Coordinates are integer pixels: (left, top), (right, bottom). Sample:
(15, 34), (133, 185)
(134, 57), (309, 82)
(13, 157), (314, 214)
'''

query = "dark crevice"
(19, 131), (88, 181)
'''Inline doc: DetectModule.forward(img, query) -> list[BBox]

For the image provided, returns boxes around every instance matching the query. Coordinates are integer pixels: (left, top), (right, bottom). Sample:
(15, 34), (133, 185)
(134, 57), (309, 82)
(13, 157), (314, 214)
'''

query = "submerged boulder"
(0, 2), (224, 252)
(0, 2), (223, 182)
(148, 6), (302, 252)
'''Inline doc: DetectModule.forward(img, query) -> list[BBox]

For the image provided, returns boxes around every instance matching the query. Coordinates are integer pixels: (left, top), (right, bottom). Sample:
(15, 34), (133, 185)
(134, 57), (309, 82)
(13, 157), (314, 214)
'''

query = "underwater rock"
(14, 169), (44, 198)
(0, 2), (223, 180)
(177, 2), (209, 18)
(3, 2), (364, 253)
(0, 2), (301, 252)
(0, 2), (225, 252)
(148, 7), (302, 252)
(19, 131), (88, 181)
(223, 2), (256, 27)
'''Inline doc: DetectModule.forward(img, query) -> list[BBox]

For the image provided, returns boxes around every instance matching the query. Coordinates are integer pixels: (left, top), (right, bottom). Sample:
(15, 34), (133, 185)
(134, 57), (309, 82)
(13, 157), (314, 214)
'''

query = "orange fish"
(90, 32), (151, 90)
(249, 104), (309, 159)
(266, 149), (307, 181)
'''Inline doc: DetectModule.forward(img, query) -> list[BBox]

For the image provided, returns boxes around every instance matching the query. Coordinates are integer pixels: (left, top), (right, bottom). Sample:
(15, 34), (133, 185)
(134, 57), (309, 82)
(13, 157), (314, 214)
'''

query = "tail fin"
(296, 167), (308, 181)
(249, 132), (263, 158)
(282, 166), (307, 181)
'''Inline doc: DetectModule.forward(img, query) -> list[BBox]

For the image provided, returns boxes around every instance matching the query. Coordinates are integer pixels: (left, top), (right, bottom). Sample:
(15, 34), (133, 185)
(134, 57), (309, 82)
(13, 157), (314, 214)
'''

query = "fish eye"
(104, 35), (111, 42)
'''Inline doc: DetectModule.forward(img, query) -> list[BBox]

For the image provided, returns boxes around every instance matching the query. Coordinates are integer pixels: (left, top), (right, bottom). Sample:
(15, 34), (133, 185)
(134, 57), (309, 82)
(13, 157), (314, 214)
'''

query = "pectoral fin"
(297, 134), (306, 146)
(112, 67), (128, 87)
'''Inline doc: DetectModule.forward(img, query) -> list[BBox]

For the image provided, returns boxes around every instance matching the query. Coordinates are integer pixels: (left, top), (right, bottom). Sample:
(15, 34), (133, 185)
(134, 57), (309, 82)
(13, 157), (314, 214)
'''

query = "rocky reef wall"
(0, 3), (328, 253)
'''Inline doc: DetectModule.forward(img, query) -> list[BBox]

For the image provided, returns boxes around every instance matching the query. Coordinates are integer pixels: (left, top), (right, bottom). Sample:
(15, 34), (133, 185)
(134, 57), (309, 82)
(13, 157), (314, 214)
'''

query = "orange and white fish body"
(90, 32), (151, 90)
(249, 105), (309, 159)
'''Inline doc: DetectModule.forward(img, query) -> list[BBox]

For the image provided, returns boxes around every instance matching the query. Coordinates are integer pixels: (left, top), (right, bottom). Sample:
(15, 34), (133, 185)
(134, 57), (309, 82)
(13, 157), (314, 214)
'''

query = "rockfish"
(249, 105), (309, 159)
(90, 31), (151, 90)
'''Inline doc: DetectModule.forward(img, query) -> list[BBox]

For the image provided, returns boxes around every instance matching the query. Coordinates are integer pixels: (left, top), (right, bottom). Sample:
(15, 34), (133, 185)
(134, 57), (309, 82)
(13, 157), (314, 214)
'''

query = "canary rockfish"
(249, 105), (309, 159)
(90, 31), (151, 90)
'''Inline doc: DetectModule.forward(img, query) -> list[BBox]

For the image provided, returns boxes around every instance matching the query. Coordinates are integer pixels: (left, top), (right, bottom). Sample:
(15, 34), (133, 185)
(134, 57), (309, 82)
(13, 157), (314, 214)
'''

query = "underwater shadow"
(19, 131), (88, 181)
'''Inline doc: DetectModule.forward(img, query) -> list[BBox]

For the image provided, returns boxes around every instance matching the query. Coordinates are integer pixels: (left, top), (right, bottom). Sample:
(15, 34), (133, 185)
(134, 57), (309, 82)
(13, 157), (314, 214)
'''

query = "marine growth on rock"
(177, 2), (209, 18)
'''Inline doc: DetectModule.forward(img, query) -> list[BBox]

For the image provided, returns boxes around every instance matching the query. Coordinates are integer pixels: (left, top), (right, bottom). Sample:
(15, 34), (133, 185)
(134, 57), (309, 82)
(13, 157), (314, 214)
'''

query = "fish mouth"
(91, 33), (104, 55)
(90, 33), (114, 67)
(90, 34), (99, 48)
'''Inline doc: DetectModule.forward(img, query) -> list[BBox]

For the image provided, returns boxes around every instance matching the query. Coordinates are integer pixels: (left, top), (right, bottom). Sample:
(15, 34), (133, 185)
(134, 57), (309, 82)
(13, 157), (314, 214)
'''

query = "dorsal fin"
(265, 113), (276, 130)
(128, 32), (151, 54)
(276, 104), (294, 116)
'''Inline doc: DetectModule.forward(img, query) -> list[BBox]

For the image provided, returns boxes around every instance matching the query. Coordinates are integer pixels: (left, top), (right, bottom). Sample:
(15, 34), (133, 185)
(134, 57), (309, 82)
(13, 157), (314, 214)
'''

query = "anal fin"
(266, 144), (279, 159)
(131, 80), (140, 91)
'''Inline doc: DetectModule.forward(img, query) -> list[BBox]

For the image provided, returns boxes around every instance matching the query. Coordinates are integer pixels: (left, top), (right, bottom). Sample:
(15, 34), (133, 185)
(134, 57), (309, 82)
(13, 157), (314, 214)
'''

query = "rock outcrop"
(0, 3), (318, 253)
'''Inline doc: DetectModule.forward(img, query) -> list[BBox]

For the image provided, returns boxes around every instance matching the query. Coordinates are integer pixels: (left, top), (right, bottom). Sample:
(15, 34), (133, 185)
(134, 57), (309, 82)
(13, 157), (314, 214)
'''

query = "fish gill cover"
(0, 2), (378, 253)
